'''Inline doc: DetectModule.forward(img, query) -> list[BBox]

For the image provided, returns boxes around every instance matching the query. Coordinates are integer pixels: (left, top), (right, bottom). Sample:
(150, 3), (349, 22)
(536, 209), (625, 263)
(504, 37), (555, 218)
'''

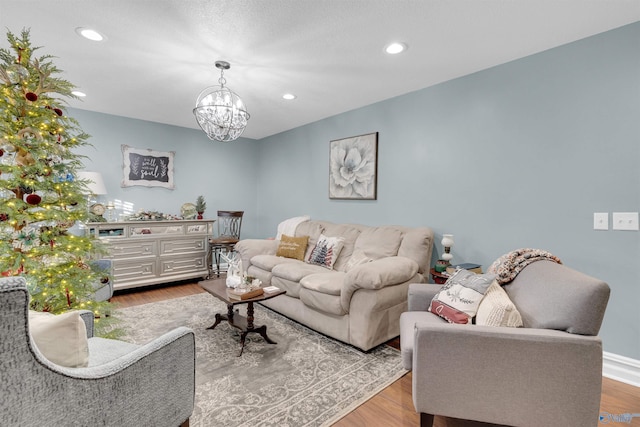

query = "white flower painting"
(329, 132), (378, 200)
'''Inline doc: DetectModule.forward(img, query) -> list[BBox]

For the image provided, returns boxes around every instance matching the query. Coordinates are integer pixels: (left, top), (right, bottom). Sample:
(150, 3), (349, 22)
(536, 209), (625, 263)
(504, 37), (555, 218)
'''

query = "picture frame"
(329, 132), (378, 200)
(121, 145), (175, 189)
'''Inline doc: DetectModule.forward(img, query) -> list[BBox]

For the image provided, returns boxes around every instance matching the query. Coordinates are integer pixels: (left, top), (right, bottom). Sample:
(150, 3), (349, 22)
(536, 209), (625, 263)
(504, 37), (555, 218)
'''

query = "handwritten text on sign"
(128, 153), (169, 183)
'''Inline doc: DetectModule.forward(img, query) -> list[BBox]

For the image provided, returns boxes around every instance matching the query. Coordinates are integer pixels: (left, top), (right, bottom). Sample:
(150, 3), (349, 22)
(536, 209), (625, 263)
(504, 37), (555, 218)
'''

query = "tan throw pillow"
(306, 234), (345, 270)
(29, 310), (89, 368)
(428, 269), (495, 324)
(276, 234), (309, 261)
(476, 281), (523, 327)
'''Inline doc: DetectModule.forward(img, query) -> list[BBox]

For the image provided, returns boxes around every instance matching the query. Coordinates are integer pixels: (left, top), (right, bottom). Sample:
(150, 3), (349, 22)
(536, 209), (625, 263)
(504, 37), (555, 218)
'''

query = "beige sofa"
(235, 220), (434, 351)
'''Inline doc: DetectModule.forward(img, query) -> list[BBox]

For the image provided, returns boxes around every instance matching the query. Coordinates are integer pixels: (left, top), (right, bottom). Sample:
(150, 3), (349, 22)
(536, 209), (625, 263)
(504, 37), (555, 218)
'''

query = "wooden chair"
(208, 211), (244, 278)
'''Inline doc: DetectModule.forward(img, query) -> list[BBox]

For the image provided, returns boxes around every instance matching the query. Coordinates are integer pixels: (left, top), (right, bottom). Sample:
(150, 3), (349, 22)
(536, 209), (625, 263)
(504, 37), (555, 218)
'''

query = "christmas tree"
(0, 29), (112, 317)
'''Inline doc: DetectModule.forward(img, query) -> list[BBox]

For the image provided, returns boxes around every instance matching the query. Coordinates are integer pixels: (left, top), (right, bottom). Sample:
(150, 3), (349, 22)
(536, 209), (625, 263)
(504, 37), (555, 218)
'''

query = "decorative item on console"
(221, 251), (243, 288)
(195, 195), (206, 219)
(127, 209), (181, 221)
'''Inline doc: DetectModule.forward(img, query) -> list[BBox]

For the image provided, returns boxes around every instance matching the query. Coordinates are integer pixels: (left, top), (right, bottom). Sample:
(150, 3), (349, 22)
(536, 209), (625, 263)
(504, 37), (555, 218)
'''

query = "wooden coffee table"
(199, 279), (285, 356)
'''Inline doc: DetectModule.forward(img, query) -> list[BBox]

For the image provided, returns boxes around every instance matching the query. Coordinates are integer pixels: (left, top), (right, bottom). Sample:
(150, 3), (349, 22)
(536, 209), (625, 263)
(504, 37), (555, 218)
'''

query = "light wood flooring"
(111, 281), (640, 427)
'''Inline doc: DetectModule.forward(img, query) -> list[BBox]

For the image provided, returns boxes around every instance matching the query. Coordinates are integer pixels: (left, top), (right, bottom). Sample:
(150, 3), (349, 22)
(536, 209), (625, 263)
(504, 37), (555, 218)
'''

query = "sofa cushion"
(271, 261), (328, 298)
(296, 221), (325, 260)
(306, 234), (345, 270)
(428, 269), (495, 324)
(354, 226), (403, 260)
(321, 224), (362, 271)
(251, 254), (299, 272)
(29, 310), (89, 368)
(300, 272), (347, 315)
(300, 272), (344, 296)
(476, 281), (523, 327)
(276, 234), (309, 260)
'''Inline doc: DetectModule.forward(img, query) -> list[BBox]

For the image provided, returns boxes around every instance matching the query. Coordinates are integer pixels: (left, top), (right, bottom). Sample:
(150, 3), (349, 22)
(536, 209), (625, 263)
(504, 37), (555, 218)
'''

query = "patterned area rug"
(115, 292), (407, 427)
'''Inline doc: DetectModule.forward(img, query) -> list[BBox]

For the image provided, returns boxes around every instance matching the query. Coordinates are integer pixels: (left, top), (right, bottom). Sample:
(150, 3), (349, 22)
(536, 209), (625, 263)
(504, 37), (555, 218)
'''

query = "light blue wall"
(255, 23), (640, 359)
(71, 109), (260, 238)
(70, 23), (639, 359)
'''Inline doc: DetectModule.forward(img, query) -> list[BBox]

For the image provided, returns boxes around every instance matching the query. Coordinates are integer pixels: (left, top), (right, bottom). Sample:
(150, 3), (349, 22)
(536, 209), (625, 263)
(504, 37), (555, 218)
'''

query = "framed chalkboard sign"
(121, 145), (175, 189)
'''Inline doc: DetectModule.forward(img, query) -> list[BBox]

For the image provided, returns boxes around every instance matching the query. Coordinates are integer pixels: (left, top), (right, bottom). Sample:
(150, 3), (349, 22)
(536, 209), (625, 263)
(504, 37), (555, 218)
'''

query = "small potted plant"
(195, 195), (206, 219)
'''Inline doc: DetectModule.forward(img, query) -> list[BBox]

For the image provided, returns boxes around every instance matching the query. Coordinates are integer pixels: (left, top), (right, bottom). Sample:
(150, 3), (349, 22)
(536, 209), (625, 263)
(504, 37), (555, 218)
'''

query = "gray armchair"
(0, 276), (195, 427)
(400, 261), (610, 427)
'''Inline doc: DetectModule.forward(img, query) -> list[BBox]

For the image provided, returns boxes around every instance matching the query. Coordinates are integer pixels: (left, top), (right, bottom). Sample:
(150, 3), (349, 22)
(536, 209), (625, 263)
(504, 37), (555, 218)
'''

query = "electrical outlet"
(593, 213), (608, 230)
(612, 212), (639, 231)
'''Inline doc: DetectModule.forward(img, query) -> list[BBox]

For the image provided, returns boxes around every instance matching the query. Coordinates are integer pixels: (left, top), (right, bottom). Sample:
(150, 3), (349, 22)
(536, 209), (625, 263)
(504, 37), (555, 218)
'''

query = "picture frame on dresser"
(329, 132), (378, 200)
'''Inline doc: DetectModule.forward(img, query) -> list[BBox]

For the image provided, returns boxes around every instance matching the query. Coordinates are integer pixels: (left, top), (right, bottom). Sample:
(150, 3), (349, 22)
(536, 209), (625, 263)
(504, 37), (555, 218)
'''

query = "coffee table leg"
(207, 304), (234, 330)
(207, 313), (225, 330)
(255, 324), (277, 345)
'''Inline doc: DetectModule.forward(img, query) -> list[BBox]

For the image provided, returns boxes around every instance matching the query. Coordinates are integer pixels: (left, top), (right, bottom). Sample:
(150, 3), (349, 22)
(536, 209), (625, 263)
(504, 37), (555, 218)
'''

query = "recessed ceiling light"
(75, 27), (105, 42)
(282, 93), (296, 100)
(72, 91), (86, 97)
(385, 42), (407, 55)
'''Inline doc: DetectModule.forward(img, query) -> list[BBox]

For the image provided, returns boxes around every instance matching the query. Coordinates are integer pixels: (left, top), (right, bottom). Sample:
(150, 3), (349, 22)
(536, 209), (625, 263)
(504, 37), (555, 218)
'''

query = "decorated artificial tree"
(0, 29), (112, 318)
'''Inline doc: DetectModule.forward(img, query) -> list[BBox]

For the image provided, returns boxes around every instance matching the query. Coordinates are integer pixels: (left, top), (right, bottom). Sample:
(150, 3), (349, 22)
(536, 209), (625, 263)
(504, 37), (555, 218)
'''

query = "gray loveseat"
(235, 220), (434, 351)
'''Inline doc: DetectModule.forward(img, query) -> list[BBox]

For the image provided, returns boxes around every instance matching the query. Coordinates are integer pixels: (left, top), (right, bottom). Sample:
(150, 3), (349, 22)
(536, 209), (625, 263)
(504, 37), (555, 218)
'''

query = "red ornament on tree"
(25, 92), (38, 101)
(25, 193), (42, 205)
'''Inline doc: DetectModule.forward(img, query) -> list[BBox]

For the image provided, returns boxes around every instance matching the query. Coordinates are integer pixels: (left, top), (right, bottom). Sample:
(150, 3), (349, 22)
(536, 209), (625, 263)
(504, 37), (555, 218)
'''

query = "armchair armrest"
(407, 283), (442, 311)
(412, 323), (603, 427)
(50, 327), (196, 425)
(341, 256), (419, 311)
(235, 239), (279, 270)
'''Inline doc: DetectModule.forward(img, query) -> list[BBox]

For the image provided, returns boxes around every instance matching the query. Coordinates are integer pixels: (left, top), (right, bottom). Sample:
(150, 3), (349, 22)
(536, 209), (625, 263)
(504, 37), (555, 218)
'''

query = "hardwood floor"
(111, 281), (640, 427)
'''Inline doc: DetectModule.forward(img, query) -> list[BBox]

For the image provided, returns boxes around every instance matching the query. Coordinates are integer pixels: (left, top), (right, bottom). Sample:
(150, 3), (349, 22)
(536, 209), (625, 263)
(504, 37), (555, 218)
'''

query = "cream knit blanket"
(487, 248), (562, 285)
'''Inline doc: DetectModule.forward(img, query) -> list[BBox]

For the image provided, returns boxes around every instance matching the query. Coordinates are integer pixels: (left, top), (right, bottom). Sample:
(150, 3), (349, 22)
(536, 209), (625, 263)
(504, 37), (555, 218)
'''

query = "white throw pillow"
(476, 281), (523, 327)
(428, 269), (495, 324)
(306, 234), (345, 270)
(29, 310), (89, 368)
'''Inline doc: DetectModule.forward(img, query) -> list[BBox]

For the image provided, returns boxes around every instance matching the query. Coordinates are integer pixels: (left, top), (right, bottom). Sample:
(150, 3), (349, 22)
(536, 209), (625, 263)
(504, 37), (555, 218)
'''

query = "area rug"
(114, 292), (407, 427)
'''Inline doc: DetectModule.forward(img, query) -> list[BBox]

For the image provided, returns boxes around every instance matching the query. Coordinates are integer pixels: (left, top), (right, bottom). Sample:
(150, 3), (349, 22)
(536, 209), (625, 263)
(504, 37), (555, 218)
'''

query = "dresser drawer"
(108, 240), (157, 259)
(112, 260), (156, 284)
(160, 238), (206, 255)
(160, 254), (206, 276)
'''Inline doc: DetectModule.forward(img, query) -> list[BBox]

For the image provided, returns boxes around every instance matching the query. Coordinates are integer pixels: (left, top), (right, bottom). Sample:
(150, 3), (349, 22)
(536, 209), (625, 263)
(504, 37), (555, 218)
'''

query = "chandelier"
(193, 61), (250, 142)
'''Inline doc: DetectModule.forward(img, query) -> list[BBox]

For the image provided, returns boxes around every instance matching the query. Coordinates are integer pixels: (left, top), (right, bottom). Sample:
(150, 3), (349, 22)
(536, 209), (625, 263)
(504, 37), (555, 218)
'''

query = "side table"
(429, 268), (450, 284)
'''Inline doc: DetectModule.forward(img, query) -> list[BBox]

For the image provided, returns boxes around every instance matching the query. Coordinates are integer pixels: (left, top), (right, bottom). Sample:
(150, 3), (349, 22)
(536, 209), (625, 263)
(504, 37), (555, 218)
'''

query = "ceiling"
(2, 1), (639, 140)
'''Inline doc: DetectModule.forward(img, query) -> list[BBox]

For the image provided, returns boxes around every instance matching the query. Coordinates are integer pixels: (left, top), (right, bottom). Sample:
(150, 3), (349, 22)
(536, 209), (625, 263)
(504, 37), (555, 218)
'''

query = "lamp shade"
(76, 171), (107, 195)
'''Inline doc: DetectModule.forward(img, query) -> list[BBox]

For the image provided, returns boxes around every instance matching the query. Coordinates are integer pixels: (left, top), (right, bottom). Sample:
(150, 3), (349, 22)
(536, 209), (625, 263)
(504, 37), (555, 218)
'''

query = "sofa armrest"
(341, 256), (419, 310)
(407, 283), (442, 311)
(412, 323), (603, 427)
(345, 256), (419, 289)
(235, 239), (279, 270)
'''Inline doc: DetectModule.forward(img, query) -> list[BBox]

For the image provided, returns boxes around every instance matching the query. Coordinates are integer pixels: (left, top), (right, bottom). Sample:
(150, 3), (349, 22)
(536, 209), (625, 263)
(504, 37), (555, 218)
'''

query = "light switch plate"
(593, 212), (608, 230)
(612, 212), (639, 231)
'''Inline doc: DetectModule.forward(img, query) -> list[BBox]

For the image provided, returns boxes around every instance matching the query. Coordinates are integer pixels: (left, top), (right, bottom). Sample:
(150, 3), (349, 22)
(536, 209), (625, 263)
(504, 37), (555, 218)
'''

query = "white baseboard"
(603, 351), (640, 387)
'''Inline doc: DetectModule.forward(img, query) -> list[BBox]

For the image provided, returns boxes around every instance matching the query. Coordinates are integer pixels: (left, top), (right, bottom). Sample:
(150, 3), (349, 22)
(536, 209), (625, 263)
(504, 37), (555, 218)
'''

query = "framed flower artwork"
(329, 132), (378, 200)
